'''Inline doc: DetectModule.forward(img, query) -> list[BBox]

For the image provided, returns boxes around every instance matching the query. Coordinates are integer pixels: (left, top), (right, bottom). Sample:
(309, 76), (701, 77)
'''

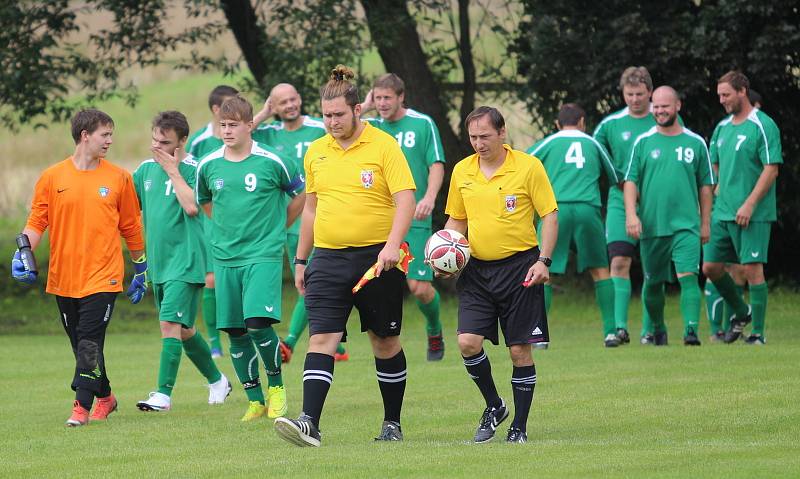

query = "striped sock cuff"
(303, 369), (333, 385)
(511, 374), (537, 385)
(377, 369), (407, 383)
(462, 350), (487, 367)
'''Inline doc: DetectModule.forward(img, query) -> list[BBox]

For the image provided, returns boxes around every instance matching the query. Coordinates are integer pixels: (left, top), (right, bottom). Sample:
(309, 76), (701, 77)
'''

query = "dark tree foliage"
(512, 0), (800, 281)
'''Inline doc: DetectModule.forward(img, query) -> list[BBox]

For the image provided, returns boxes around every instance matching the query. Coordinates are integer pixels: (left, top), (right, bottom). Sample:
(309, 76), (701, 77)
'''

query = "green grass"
(1, 288), (798, 478)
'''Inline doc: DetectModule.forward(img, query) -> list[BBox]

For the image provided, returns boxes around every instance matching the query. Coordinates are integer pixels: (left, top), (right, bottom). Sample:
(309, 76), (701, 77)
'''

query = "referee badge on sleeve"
(505, 195), (517, 212)
(361, 170), (374, 189)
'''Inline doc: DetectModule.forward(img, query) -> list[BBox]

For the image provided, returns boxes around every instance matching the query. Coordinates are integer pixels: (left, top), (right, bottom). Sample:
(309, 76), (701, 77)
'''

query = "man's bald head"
(270, 83), (302, 122)
(652, 85), (681, 128)
(652, 85), (680, 104)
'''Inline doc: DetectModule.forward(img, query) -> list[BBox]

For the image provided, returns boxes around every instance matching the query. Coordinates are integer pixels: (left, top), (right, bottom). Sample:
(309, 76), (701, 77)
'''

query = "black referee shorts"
(456, 247), (550, 347)
(305, 243), (404, 341)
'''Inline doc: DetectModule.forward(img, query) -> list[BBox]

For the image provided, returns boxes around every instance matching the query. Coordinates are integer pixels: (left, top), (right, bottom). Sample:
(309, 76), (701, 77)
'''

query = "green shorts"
(605, 188), (639, 247)
(539, 202), (608, 274)
(703, 219), (771, 264)
(405, 227), (433, 281)
(640, 230), (700, 283)
(153, 281), (203, 327)
(214, 262), (283, 329)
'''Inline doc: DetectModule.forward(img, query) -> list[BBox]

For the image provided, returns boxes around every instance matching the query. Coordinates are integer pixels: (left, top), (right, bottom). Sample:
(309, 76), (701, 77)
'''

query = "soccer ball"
(424, 229), (471, 274)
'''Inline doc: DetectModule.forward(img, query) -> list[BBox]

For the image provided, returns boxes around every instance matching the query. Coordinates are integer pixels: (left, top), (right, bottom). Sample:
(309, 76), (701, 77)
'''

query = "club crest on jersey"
(717, 139), (724, 147)
(622, 131), (632, 141)
(214, 178), (224, 190)
(650, 149), (661, 159)
(99, 186), (110, 197)
(361, 170), (374, 188)
(505, 195), (517, 212)
(144, 180), (152, 191)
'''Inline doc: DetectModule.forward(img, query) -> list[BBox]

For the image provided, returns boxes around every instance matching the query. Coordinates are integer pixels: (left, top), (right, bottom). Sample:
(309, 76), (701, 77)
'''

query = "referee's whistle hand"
(375, 246), (400, 277)
(295, 265), (306, 296)
(524, 263), (549, 286)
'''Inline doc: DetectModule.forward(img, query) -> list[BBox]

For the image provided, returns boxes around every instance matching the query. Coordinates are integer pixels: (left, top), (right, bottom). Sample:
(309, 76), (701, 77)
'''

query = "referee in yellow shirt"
(444, 106), (558, 444)
(274, 66), (416, 447)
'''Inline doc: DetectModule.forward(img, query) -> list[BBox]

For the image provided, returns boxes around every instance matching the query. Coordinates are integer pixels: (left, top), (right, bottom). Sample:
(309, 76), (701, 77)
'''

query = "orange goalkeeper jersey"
(25, 157), (144, 298)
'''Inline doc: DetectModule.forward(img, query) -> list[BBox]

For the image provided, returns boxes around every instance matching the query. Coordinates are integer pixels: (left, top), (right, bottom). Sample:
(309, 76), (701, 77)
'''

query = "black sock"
(302, 352), (335, 428)
(463, 349), (501, 408)
(511, 364), (537, 431)
(76, 388), (94, 411)
(375, 349), (407, 424)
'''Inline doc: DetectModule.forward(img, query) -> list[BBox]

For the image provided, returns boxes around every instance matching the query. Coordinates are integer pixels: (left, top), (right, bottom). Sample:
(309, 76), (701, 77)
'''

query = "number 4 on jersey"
(565, 141), (585, 169)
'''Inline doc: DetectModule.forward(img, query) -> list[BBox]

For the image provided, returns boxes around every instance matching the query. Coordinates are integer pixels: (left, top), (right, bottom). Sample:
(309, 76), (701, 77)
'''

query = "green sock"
(749, 282), (768, 336)
(704, 280), (724, 334)
(202, 288), (222, 352)
(544, 283), (553, 315)
(228, 334), (264, 404)
(417, 290), (442, 337)
(182, 331), (222, 383)
(594, 279), (616, 336)
(722, 284), (744, 332)
(336, 342), (346, 354)
(249, 327), (283, 387)
(157, 337), (183, 396)
(611, 277), (631, 330)
(678, 275), (701, 336)
(284, 296), (308, 349)
(640, 284), (652, 337)
(713, 273), (749, 319)
(643, 281), (666, 334)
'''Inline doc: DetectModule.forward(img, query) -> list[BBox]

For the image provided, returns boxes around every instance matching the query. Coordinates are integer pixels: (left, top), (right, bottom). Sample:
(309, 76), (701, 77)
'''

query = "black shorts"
(456, 248), (550, 347)
(607, 241), (636, 259)
(305, 243), (404, 341)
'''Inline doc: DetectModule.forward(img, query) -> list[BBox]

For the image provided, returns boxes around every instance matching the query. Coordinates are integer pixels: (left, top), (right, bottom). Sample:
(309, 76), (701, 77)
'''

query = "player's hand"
(152, 145), (181, 175)
(261, 96), (273, 117)
(524, 261), (549, 286)
(414, 197), (435, 220)
(360, 89), (375, 112)
(735, 201), (754, 228)
(295, 264), (307, 296)
(126, 255), (149, 304)
(426, 258), (455, 280)
(701, 222), (711, 244)
(11, 250), (37, 284)
(375, 244), (400, 277)
(626, 214), (642, 240)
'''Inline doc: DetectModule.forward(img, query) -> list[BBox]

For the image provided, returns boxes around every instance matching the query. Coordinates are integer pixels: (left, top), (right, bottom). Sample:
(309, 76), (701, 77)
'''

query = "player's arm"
(253, 95), (273, 126)
(415, 162), (444, 220)
(152, 145), (199, 216)
(736, 164), (779, 228)
(359, 89), (375, 113)
(623, 181), (641, 240)
(443, 217), (467, 235)
(287, 192), (305, 227)
(294, 192), (317, 295)
(699, 185), (713, 244)
(376, 189), (415, 276)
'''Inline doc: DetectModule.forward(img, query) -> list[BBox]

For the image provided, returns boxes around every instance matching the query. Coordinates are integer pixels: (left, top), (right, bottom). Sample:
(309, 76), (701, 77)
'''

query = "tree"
(512, 0), (800, 280)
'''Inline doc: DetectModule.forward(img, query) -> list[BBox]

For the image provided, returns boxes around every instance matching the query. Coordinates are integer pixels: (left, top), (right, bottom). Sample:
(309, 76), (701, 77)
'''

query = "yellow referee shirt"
(305, 122), (416, 248)
(445, 145), (557, 261)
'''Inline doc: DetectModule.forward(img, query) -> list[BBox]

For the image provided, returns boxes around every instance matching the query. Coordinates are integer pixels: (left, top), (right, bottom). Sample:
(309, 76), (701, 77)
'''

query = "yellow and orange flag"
(352, 242), (413, 294)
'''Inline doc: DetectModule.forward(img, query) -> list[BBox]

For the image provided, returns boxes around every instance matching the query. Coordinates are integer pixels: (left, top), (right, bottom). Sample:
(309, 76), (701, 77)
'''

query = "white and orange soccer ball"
(424, 229), (471, 275)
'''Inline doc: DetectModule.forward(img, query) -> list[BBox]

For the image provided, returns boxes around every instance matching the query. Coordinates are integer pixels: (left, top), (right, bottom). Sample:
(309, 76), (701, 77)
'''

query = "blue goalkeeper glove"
(11, 250), (37, 284)
(126, 255), (149, 304)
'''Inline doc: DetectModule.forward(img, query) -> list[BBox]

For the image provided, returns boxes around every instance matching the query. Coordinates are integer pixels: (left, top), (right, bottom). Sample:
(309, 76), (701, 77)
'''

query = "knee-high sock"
(417, 290), (442, 337)
(182, 331), (222, 383)
(249, 327), (283, 387)
(641, 283), (659, 337)
(228, 333), (264, 403)
(612, 277), (631, 330)
(302, 352), (334, 427)
(678, 275), (701, 336)
(749, 282), (768, 336)
(157, 337), (183, 396)
(713, 273), (749, 319)
(375, 350), (407, 423)
(544, 284), (553, 315)
(705, 280), (724, 334)
(202, 288), (221, 352)
(722, 283), (745, 332)
(462, 349), (501, 408)
(284, 297), (308, 349)
(594, 279), (615, 336)
(510, 364), (537, 432)
(643, 280), (666, 333)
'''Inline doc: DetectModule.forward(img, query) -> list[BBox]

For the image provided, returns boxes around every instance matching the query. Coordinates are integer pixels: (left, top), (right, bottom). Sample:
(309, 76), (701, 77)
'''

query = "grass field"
(1, 288), (798, 478)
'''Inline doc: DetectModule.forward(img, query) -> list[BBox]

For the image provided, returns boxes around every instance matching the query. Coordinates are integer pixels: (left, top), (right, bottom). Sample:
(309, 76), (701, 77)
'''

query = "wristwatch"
(537, 256), (552, 267)
(293, 257), (308, 266)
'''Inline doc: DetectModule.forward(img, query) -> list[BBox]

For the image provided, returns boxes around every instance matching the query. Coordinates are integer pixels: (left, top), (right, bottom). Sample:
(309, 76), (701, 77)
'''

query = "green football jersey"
(527, 129), (619, 207)
(252, 116), (326, 234)
(196, 142), (305, 266)
(368, 109), (446, 229)
(132, 156), (206, 284)
(187, 122), (224, 160)
(709, 108), (782, 222)
(625, 127), (715, 238)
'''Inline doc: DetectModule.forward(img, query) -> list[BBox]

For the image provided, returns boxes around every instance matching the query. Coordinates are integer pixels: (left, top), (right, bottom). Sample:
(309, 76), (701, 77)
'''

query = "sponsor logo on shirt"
(622, 131), (631, 141)
(214, 178), (224, 190)
(650, 149), (661, 159)
(361, 170), (374, 188)
(144, 180), (152, 191)
(265, 305), (274, 313)
(505, 195), (517, 212)
(99, 186), (110, 197)
(717, 139), (724, 147)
